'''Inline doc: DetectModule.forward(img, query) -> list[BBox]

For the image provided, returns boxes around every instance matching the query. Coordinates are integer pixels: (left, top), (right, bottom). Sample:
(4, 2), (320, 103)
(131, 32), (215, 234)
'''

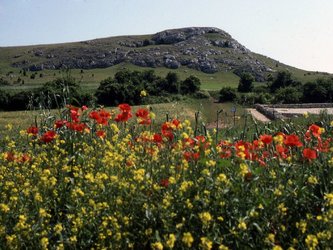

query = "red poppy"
(81, 105), (88, 111)
(5, 152), (15, 161)
(308, 124), (322, 138)
(40, 131), (56, 143)
(219, 149), (232, 159)
(259, 134), (273, 145)
(303, 148), (317, 160)
(153, 133), (163, 143)
(172, 119), (181, 128)
(66, 122), (86, 132)
(96, 130), (106, 138)
(136, 108), (149, 118)
(284, 134), (303, 147)
(55, 120), (66, 129)
(160, 178), (169, 188)
(115, 111), (132, 122)
(20, 154), (31, 163)
(27, 126), (38, 136)
(118, 103), (131, 112)
(70, 109), (80, 123)
(276, 144), (288, 159)
(89, 110), (99, 120)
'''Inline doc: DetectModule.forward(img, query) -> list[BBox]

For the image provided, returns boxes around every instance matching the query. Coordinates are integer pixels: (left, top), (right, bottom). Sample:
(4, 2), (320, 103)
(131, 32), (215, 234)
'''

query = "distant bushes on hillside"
(219, 70), (333, 105)
(95, 69), (201, 106)
(0, 69), (202, 111)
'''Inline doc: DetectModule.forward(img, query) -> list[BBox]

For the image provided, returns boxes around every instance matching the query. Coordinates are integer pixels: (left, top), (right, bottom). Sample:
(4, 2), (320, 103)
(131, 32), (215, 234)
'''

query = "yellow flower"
(239, 163), (249, 177)
(200, 237), (213, 250)
(199, 212), (212, 225)
(272, 246), (283, 250)
(324, 193), (333, 206)
(182, 232), (194, 247)
(237, 220), (247, 230)
(0, 203), (10, 213)
(219, 244), (229, 250)
(305, 234), (318, 249)
(307, 176), (318, 185)
(166, 234), (176, 249)
(40, 237), (49, 249)
(265, 233), (275, 243)
(140, 90), (147, 97)
(54, 223), (63, 235)
(278, 203), (288, 215)
(151, 242), (163, 250)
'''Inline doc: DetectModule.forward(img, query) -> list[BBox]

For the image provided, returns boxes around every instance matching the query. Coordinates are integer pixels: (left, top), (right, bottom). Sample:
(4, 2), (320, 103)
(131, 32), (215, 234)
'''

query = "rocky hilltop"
(9, 27), (276, 81)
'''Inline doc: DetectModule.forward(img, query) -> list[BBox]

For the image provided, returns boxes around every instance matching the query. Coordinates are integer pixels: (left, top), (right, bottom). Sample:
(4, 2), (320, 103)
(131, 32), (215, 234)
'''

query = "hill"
(0, 27), (331, 90)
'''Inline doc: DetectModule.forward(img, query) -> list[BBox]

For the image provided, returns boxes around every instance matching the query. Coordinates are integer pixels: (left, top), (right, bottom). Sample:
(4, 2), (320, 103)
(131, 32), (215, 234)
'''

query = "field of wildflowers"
(0, 104), (333, 249)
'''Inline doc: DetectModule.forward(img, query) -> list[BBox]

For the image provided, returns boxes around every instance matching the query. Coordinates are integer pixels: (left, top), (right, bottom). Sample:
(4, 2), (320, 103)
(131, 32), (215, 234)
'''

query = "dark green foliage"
(302, 78), (333, 103)
(219, 87), (237, 102)
(165, 72), (179, 93)
(237, 72), (254, 93)
(0, 90), (9, 110)
(273, 86), (302, 104)
(38, 75), (82, 107)
(96, 69), (198, 106)
(269, 71), (301, 93)
(180, 75), (201, 94)
(95, 78), (141, 106)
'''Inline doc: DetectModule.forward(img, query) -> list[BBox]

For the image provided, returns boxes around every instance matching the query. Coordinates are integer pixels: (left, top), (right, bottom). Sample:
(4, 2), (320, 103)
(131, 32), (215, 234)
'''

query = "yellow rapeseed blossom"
(239, 163), (249, 177)
(182, 232), (194, 248)
(307, 176), (318, 185)
(200, 237), (213, 250)
(324, 193), (333, 206)
(0, 203), (10, 213)
(166, 234), (176, 249)
(218, 244), (229, 250)
(237, 220), (247, 230)
(40, 237), (49, 249)
(140, 90), (147, 97)
(199, 212), (212, 226)
(305, 234), (318, 250)
(151, 242), (163, 250)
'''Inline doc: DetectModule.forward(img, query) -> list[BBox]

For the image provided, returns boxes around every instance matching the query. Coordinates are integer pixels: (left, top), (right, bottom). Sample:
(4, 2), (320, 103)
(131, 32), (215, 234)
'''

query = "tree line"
(0, 70), (201, 111)
(219, 71), (333, 105)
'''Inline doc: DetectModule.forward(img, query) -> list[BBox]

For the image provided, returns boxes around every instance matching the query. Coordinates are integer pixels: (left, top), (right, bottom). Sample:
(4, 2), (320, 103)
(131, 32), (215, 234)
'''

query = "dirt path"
(246, 108), (271, 123)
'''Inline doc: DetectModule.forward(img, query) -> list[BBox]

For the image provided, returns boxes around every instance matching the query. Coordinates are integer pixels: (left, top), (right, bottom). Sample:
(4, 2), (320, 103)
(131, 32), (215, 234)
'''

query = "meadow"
(0, 99), (332, 249)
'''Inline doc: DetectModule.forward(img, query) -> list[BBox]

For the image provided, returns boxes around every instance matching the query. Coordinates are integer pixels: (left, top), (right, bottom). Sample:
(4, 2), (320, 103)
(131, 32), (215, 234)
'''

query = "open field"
(0, 63), (241, 92)
(0, 101), (332, 249)
(0, 99), (246, 131)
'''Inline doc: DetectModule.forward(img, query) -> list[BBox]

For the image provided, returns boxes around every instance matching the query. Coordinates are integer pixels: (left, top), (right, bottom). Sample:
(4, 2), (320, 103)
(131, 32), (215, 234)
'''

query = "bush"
(237, 72), (254, 93)
(269, 71), (301, 93)
(192, 90), (210, 99)
(180, 76), (201, 94)
(219, 87), (237, 102)
(303, 78), (333, 103)
(273, 86), (302, 104)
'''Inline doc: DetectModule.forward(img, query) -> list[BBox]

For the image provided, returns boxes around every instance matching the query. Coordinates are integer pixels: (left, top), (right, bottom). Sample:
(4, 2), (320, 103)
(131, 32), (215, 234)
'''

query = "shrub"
(237, 72), (254, 93)
(274, 86), (302, 104)
(219, 87), (237, 102)
(180, 75), (201, 94)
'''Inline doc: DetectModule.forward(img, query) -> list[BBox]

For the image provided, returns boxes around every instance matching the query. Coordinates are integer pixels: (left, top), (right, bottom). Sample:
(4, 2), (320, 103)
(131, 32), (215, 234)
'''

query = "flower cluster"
(0, 104), (332, 249)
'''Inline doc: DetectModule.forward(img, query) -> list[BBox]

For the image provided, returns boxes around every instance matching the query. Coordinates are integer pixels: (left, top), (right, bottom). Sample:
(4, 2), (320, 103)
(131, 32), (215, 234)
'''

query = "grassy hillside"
(1, 27), (332, 92)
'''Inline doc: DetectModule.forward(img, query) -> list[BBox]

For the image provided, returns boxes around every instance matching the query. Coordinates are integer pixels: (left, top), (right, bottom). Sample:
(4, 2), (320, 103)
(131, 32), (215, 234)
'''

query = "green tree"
(219, 87), (237, 102)
(274, 86), (302, 104)
(270, 71), (301, 93)
(180, 75), (201, 94)
(237, 73), (254, 93)
(164, 72), (179, 93)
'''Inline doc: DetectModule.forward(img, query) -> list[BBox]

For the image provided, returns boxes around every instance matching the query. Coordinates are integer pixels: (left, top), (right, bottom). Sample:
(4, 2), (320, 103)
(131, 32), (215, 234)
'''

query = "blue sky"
(0, 0), (332, 73)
